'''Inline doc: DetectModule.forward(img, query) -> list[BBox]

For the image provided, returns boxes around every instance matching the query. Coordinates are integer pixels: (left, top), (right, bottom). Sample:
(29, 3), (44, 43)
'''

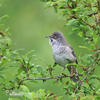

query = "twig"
(71, 16), (96, 29)
(81, 18), (96, 29)
(3, 74), (71, 91)
(82, 54), (99, 82)
(21, 75), (71, 81)
(88, 12), (98, 17)
(82, 66), (95, 82)
(46, 92), (54, 100)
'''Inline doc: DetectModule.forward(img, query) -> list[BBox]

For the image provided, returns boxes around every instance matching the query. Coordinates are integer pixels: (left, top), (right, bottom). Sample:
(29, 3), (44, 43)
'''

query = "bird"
(45, 31), (79, 82)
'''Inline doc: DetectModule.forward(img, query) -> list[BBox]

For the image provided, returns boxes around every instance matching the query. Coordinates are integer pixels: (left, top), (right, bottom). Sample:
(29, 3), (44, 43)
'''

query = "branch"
(82, 56), (99, 82)
(3, 74), (72, 91)
(87, 12), (98, 17)
(21, 74), (71, 81)
(71, 16), (96, 29)
(81, 18), (96, 29)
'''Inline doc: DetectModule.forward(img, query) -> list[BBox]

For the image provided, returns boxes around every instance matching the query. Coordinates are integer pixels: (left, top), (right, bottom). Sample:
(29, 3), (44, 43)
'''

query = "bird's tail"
(67, 66), (79, 82)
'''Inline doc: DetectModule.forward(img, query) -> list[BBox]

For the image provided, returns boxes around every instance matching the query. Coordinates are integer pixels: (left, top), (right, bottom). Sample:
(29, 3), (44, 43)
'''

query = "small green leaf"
(20, 85), (29, 92)
(79, 45), (89, 49)
(93, 33), (98, 44)
(78, 32), (83, 37)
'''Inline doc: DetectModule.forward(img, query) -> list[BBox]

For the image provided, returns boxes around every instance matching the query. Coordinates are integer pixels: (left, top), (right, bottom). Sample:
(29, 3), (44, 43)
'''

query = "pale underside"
(52, 46), (77, 67)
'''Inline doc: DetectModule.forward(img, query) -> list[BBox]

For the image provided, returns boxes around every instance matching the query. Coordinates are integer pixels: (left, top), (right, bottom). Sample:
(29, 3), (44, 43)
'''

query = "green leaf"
(37, 89), (46, 99)
(93, 32), (98, 44)
(78, 32), (83, 37)
(8, 98), (20, 100)
(95, 96), (100, 100)
(80, 96), (95, 100)
(36, 65), (43, 73)
(20, 85), (29, 92)
(79, 45), (89, 50)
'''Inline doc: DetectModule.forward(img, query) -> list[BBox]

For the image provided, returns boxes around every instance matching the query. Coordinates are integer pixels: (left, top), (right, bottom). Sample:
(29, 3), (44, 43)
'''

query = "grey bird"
(45, 31), (79, 82)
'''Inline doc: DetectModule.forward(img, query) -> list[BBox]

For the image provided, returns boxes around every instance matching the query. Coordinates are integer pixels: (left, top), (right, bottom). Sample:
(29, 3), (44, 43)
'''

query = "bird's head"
(45, 31), (66, 46)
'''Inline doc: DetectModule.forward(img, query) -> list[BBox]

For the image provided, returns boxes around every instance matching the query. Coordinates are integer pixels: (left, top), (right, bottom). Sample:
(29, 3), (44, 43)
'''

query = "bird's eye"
(53, 36), (57, 39)
(51, 39), (53, 42)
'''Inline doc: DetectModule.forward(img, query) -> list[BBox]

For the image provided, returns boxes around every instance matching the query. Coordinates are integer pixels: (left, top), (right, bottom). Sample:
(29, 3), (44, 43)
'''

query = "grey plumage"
(46, 31), (79, 82)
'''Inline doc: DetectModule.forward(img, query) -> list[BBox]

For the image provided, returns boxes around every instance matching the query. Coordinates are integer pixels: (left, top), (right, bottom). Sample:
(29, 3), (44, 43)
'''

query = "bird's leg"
(67, 65), (75, 77)
(70, 66), (75, 77)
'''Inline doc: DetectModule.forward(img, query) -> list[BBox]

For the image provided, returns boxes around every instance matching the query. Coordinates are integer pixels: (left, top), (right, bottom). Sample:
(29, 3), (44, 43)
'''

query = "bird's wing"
(59, 46), (77, 63)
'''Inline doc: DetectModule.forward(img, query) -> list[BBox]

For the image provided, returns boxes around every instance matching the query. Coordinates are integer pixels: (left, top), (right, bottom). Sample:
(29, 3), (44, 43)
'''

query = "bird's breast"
(52, 46), (69, 66)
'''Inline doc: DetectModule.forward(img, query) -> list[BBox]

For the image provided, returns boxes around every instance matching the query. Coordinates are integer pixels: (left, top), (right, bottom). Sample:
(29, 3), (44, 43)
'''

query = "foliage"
(41, 0), (100, 99)
(0, 0), (100, 100)
(0, 30), (62, 100)
(8, 85), (62, 100)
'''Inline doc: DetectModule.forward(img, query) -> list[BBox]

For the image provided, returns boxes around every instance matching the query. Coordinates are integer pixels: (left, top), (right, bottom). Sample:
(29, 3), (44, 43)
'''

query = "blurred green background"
(0, 0), (84, 99)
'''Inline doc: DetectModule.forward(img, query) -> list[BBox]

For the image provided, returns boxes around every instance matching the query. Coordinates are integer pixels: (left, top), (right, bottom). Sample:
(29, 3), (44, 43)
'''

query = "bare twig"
(70, 16), (96, 29)
(3, 74), (72, 91)
(88, 12), (98, 17)
(21, 74), (71, 81)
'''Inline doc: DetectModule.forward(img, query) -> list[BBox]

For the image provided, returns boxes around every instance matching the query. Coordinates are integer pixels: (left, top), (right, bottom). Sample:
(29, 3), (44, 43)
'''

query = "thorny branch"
(70, 16), (96, 29)
(3, 74), (72, 91)
(3, 49), (100, 92)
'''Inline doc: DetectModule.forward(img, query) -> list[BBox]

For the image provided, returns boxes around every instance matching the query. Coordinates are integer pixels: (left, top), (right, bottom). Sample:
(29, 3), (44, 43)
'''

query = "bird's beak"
(45, 35), (51, 38)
